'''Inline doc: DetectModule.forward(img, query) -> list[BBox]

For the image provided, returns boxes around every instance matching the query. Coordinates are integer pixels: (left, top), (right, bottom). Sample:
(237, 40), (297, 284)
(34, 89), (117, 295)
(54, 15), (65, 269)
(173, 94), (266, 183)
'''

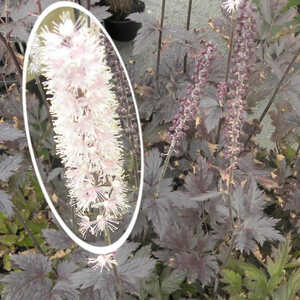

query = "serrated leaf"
(118, 257), (156, 287)
(52, 261), (79, 300)
(221, 269), (242, 295)
(133, 15), (158, 56)
(0, 190), (14, 217)
(234, 215), (283, 254)
(0, 234), (18, 246)
(240, 262), (268, 297)
(0, 154), (23, 181)
(161, 269), (186, 295)
(3, 254), (12, 271)
(71, 242), (154, 299)
(144, 148), (163, 186)
(70, 267), (114, 293)
(42, 228), (73, 250)
(0, 253), (52, 300)
(261, 0), (272, 24)
(115, 242), (140, 265)
(47, 167), (63, 182)
(0, 123), (24, 142)
(190, 190), (222, 202)
(200, 97), (222, 133)
(173, 251), (218, 285)
(285, 268), (300, 299)
(266, 236), (290, 278)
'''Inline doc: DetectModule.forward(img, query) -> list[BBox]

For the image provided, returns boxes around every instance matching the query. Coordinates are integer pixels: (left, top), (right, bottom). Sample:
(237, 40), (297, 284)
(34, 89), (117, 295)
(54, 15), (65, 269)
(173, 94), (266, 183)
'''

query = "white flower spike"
(36, 12), (128, 242)
(222, 0), (242, 13)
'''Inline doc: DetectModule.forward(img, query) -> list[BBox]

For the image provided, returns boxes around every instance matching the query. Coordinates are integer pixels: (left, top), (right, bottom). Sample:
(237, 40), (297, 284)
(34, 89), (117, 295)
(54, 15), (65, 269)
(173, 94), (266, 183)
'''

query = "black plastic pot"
(104, 16), (142, 42)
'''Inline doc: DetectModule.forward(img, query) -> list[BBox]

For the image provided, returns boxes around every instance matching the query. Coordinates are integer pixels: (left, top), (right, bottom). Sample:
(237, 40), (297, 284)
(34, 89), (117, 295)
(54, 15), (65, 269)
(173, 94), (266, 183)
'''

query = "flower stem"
(156, 0), (166, 80)
(116, 61), (139, 188)
(104, 229), (124, 300)
(13, 201), (45, 255)
(212, 235), (236, 299)
(155, 139), (175, 198)
(0, 32), (22, 89)
(216, 14), (236, 145)
(296, 143), (300, 158)
(183, 0), (193, 73)
(245, 48), (300, 147)
(227, 161), (234, 225)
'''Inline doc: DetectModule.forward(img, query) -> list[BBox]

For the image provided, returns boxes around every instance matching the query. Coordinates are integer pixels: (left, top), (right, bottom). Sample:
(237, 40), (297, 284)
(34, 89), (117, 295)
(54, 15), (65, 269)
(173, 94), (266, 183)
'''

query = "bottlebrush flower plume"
(223, 0), (258, 162)
(35, 12), (129, 249)
(222, 0), (242, 13)
(168, 41), (216, 147)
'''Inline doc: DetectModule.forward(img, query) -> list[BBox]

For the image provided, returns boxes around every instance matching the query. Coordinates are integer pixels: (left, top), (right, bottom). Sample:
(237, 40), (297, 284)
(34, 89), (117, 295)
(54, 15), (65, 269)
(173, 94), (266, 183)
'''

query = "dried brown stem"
(13, 205), (45, 255)
(183, 0), (193, 73)
(156, 0), (166, 80)
(0, 32), (22, 88)
(216, 15), (236, 145)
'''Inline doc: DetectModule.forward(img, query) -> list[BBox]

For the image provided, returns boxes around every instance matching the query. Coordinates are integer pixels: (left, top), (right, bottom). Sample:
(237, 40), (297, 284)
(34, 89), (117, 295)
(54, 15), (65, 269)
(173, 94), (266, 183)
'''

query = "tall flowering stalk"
(155, 42), (216, 196)
(223, 0), (257, 164)
(33, 12), (129, 270)
(168, 41), (216, 147)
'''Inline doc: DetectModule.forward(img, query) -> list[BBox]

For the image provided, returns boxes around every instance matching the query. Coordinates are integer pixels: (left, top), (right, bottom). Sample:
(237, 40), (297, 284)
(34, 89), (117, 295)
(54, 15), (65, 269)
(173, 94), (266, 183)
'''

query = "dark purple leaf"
(0, 154), (23, 181)
(0, 189), (14, 217)
(234, 215), (283, 254)
(232, 178), (283, 253)
(0, 253), (52, 300)
(170, 251), (218, 285)
(0, 123), (24, 142)
(200, 97), (222, 133)
(42, 228), (73, 250)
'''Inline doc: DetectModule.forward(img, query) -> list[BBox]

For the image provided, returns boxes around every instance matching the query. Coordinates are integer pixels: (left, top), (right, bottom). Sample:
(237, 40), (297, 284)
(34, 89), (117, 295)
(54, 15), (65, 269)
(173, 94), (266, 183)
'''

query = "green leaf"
(285, 269), (300, 300)
(161, 269), (186, 295)
(17, 233), (43, 247)
(221, 269), (242, 296)
(286, 257), (300, 269)
(3, 255), (11, 271)
(266, 237), (290, 278)
(16, 231), (25, 244)
(273, 283), (289, 300)
(0, 221), (9, 234)
(0, 234), (18, 246)
(283, 0), (300, 10)
(6, 222), (18, 234)
(267, 273), (284, 295)
(27, 220), (47, 234)
(240, 262), (268, 297)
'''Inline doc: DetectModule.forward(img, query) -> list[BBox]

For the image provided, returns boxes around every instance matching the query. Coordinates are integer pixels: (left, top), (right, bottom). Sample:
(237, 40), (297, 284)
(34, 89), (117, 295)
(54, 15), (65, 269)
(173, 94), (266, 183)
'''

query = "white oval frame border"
(22, 1), (144, 255)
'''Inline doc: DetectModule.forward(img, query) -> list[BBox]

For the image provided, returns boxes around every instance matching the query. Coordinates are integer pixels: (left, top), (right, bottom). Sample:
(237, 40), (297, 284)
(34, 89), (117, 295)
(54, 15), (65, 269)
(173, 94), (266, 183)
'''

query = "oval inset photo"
(22, 2), (144, 255)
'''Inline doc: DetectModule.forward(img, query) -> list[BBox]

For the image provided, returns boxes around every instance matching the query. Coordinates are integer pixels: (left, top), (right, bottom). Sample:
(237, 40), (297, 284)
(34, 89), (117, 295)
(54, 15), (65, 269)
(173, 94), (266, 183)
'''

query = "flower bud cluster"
(168, 41), (216, 146)
(223, 0), (257, 161)
(37, 13), (129, 243)
(217, 81), (227, 108)
(105, 41), (140, 163)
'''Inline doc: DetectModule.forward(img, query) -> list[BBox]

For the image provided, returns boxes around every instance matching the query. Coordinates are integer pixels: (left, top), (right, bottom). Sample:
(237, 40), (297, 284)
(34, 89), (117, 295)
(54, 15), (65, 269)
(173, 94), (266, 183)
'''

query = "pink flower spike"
(87, 253), (117, 272)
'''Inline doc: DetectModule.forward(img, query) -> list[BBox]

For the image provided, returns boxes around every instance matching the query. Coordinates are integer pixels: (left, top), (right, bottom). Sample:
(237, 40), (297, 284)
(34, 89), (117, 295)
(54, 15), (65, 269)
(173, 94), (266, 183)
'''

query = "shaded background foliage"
(0, 0), (300, 299)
